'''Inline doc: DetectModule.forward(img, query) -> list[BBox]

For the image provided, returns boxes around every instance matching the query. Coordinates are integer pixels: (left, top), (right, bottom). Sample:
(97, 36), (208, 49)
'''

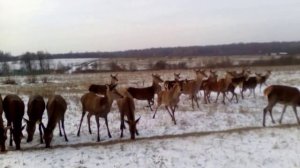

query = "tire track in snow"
(19, 123), (299, 152)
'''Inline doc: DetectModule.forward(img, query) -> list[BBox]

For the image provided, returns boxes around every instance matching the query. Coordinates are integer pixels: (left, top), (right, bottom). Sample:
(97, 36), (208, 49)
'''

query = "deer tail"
(263, 85), (273, 97)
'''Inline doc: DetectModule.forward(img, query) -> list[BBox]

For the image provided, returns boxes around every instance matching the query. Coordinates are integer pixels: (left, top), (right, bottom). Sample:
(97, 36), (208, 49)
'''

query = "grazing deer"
(164, 73), (181, 90)
(78, 84), (123, 141)
(42, 95), (68, 148)
(263, 85), (300, 127)
(88, 74), (119, 95)
(24, 95), (45, 143)
(117, 93), (140, 140)
(3, 94), (25, 150)
(0, 95), (10, 152)
(181, 69), (207, 109)
(256, 70), (271, 92)
(127, 74), (163, 111)
(153, 82), (183, 125)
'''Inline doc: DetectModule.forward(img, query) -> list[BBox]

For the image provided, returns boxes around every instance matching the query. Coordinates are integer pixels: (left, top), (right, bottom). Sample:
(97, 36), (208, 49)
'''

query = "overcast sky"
(1, 0), (300, 55)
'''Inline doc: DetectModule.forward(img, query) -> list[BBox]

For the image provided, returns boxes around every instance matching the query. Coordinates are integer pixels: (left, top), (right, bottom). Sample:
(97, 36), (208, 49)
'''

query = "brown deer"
(263, 85), (300, 127)
(78, 84), (123, 141)
(153, 82), (183, 125)
(42, 95), (68, 148)
(256, 70), (271, 92)
(24, 95), (45, 143)
(202, 70), (218, 104)
(0, 95), (10, 152)
(164, 73), (181, 90)
(117, 93), (140, 140)
(3, 94), (25, 150)
(127, 74), (163, 111)
(240, 75), (258, 99)
(88, 74), (119, 95)
(181, 69), (207, 109)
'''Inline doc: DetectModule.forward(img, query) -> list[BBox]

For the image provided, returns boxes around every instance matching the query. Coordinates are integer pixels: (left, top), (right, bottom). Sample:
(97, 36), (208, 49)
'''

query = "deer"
(88, 74), (119, 95)
(78, 84), (123, 141)
(24, 95), (45, 143)
(255, 70), (271, 92)
(181, 69), (207, 109)
(117, 92), (140, 140)
(153, 82), (183, 125)
(0, 94), (10, 152)
(3, 94), (25, 150)
(263, 85), (300, 127)
(42, 95), (68, 148)
(127, 74), (164, 111)
(164, 73), (181, 90)
(240, 73), (258, 99)
(201, 70), (218, 104)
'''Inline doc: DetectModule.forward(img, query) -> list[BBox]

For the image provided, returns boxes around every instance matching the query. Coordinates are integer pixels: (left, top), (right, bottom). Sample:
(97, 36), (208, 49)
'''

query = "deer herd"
(0, 68), (300, 153)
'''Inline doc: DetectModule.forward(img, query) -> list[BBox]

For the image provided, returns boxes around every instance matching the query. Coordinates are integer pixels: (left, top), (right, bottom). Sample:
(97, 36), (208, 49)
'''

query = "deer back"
(264, 85), (300, 105)
(46, 95), (67, 129)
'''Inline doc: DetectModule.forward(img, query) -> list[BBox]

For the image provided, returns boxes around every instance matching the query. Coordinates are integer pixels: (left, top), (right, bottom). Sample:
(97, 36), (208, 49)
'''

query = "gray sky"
(1, 0), (300, 55)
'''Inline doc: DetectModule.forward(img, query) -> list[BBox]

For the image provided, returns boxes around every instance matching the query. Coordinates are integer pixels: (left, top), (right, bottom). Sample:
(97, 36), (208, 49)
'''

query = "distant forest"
(1, 41), (300, 61)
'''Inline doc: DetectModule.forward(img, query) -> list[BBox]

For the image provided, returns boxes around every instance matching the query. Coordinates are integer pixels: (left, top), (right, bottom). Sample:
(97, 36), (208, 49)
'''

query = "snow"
(1, 67), (300, 167)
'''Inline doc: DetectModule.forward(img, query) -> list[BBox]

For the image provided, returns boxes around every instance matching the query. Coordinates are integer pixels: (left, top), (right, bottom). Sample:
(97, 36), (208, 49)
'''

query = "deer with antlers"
(263, 85), (300, 127)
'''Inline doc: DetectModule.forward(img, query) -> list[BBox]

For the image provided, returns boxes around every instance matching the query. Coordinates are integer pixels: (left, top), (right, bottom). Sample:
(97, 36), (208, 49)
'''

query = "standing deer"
(240, 75), (258, 99)
(0, 94), (10, 152)
(117, 93), (140, 140)
(88, 74), (119, 95)
(127, 74), (163, 111)
(153, 82), (183, 125)
(263, 85), (300, 127)
(42, 95), (68, 148)
(3, 94), (25, 150)
(24, 95), (45, 143)
(78, 84), (123, 141)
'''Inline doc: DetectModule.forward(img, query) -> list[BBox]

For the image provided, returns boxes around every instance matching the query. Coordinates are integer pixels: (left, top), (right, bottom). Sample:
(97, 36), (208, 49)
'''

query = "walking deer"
(263, 85), (300, 127)
(240, 75), (258, 99)
(181, 69), (207, 109)
(3, 94), (25, 150)
(0, 95), (10, 152)
(256, 70), (271, 92)
(78, 84), (123, 141)
(164, 73), (181, 90)
(42, 95), (68, 148)
(127, 74), (163, 111)
(117, 93), (140, 140)
(153, 82), (183, 125)
(88, 74), (119, 95)
(24, 95), (45, 143)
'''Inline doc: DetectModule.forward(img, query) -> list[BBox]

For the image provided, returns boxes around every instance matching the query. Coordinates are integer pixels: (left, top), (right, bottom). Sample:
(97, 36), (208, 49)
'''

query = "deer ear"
(135, 117), (141, 124)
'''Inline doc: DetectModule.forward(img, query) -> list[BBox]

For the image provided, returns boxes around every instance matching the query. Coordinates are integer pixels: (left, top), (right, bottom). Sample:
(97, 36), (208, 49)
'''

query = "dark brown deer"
(3, 94), (25, 150)
(78, 84), (123, 141)
(240, 75), (258, 99)
(164, 73), (181, 90)
(42, 95), (68, 148)
(0, 95), (10, 152)
(153, 82), (183, 125)
(263, 85), (300, 127)
(88, 74), (119, 95)
(117, 94), (140, 140)
(24, 95), (45, 143)
(127, 74), (163, 111)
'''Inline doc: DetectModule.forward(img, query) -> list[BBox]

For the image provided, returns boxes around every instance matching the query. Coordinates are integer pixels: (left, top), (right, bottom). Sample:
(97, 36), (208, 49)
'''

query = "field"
(0, 66), (300, 168)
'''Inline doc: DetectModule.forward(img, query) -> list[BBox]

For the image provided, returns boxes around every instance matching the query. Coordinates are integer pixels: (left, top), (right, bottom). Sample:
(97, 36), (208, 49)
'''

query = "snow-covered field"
(1, 66), (300, 168)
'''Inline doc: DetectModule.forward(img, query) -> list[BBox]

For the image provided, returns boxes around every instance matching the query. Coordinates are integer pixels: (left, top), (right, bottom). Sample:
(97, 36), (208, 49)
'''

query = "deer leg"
(148, 99), (154, 111)
(222, 92), (226, 104)
(191, 95), (195, 110)
(194, 94), (200, 109)
(292, 106), (300, 124)
(165, 106), (174, 121)
(39, 123), (44, 144)
(77, 110), (86, 136)
(87, 113), (92, 134)
(61, 117), (68, 142)
(279, 105), (287, 124)
(120, 113), (125, 138)
(105, 117), (112, 138)
(95, 117), (100, 142)
(153, 103), (161, 119)
(9, 126), (13, 146)
(172, 107), (177, 125)
(263, 107), (267, 127)
(58, 122), (62, 136)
